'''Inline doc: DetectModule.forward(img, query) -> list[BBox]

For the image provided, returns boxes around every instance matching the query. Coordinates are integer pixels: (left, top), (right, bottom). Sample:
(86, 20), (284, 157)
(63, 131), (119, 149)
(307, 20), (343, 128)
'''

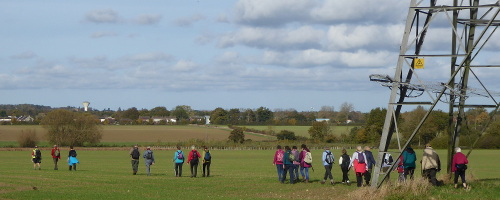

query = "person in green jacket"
(402, 146), (416, 180)
(281, 146), (295, 184)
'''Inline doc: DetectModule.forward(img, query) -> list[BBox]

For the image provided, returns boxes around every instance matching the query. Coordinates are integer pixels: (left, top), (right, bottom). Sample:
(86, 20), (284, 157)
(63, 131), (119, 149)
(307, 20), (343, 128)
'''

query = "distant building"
(316, 118), (330, 122)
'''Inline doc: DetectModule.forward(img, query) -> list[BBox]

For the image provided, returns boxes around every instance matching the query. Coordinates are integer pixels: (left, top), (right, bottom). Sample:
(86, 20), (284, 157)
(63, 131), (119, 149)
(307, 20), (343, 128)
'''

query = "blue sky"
(2, 0), (500, 112)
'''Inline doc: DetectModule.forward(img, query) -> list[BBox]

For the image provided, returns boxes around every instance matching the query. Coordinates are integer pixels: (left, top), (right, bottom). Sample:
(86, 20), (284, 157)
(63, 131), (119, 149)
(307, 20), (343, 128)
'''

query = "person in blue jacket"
(173, 146), (184, 177)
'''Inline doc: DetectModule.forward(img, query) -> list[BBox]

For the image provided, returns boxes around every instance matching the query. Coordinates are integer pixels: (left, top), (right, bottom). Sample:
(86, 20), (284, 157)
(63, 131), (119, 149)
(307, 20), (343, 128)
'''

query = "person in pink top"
(451, 147), (469, 189)
(273, 145), (285, 182)
(299, 144), (312, 183)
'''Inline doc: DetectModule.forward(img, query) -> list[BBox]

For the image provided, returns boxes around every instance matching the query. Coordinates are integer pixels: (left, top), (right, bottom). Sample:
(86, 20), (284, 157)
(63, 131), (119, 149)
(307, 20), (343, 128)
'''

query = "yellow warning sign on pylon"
(414, 58), (425, 69)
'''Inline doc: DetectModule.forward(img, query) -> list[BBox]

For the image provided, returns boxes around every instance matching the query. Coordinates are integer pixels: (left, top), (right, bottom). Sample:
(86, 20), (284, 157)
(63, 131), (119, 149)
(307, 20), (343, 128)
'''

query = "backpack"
(204, 152), (211, 161)
(341, 154), (350, 168)
(357, 152), (365, 164)
(131, 148), (140, 159)
(384, 154), (393, 165)
(404, 153), (416, 165)
(276, 151), (284, 163)
(191, 151), (199, 163)
(35, 149), (41, 159)
(54, 149), (60, 157)
(325, 151), (334, 164)
(145, 151), (152, 159)
(293, 150), (300, 162)
(177, 151), (184, 160)
(70, 150), (77, 157)
(288, 152), (295, 162)
(304, 152), (313, 164)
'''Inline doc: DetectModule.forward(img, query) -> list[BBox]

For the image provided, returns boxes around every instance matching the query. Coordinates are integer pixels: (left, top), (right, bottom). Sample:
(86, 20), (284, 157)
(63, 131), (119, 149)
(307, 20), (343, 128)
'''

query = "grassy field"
(0, 125), (275, 145)
(243, 125), (357, 137)
(0, 148), (498, 199)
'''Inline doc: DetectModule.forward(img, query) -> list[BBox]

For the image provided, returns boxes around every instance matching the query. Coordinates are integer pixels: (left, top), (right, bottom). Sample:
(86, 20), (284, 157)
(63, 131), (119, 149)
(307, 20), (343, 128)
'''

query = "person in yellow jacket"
(32, 146), (42, 170)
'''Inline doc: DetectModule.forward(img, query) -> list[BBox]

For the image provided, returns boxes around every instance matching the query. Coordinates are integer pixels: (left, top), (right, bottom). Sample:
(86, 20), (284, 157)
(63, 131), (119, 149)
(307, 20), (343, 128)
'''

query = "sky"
(2, 0), (500, 113)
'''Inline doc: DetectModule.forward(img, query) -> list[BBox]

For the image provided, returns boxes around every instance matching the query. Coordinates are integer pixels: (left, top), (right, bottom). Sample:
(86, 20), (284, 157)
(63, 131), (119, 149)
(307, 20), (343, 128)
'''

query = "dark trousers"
(356, 172), (364, 187)
(404, 167), (415, 180)
(203, 162), (211, 176)
(190, 162), (198, 177)
(174, 163), (183, 177)
(454, 169), (466, 184)
(282, 164), (295, 184)
(341, 167), (350, 182)
(364, 168), (372, 185)
(423, 168), (438, 186)
(53, 158), (59, 170)
(293, 164), (300, 181)
(131, 159), (139, 173)
(323, 164), (333, 181)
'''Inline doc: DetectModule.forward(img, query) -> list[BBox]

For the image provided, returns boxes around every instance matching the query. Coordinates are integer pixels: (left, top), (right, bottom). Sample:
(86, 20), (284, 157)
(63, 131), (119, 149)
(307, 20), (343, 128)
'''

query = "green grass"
(243, 125), (357, 137)
(0, 149), (498, 199)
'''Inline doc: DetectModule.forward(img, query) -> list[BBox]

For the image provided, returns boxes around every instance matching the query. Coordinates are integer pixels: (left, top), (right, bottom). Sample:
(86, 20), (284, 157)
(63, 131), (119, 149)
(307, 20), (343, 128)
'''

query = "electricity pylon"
(371, 0), (500, 188)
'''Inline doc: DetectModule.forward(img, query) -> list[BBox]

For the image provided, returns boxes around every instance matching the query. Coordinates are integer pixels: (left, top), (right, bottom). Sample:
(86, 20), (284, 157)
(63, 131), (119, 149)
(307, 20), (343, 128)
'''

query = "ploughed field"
(0, 125), (275, 143)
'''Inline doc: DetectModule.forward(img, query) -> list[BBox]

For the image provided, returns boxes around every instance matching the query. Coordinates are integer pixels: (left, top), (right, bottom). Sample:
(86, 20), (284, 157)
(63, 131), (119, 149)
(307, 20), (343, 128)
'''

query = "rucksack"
(341, 154), (350, 168)
(191, 151), (199, 163)
(54, 149), (60, 157)
(177, 151), (184, 160)
(145, 151), (152, 159)
(384, 154), (393, 165)
(304, 152), (313, 164)
(35, 149), (41, 159)
(204, 152), (211, 161)
(276, 151), (284, 163)
(69, 150), (77, 157)
(325, 151), (334, 164)
(404, 153), (416, 165)
(131, 148), (140, 159)
(288, 152), (295, 162)
(293, 150), (300, 162)
(357, 152), (365, 164)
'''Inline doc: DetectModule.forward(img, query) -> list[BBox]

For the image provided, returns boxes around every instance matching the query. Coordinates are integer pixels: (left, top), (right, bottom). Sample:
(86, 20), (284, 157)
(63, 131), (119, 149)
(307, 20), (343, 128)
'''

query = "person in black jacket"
(339, 149), (351, 185)
(364, 146), (376, 186)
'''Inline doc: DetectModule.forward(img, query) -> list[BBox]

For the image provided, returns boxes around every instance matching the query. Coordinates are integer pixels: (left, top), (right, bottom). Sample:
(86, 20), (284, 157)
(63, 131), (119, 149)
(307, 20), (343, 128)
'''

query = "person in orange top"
(187, 145), (202, 178)
(50, 145), (61, 170)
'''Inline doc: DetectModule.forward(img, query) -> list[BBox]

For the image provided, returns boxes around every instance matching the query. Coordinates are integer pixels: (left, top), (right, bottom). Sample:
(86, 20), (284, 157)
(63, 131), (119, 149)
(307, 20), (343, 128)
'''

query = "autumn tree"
(256, 107), (273, 124)
(150, 106), (170, 117)
(41, 109), (102, 146)
(308, 121), (331, 141)
(210, 107), (228, 125)
(228, 128), (245, 143)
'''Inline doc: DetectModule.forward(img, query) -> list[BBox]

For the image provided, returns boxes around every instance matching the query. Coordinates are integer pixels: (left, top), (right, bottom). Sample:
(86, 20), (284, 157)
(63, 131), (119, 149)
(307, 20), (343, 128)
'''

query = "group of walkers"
(129, 145), (212, 177)
(31, 145), (79, 171)
(272, 144), (470, 189)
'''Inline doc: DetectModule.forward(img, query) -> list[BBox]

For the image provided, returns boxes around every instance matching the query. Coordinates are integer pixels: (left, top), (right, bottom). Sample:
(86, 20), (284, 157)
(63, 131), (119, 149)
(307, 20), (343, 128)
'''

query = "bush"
(276, 130), (296, 140)
(17, 129), (38, 147)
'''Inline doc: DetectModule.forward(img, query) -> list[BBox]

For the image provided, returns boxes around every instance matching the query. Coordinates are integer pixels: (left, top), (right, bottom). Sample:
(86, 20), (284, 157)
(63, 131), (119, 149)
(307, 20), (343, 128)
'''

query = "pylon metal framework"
(371, 0), (500, 188)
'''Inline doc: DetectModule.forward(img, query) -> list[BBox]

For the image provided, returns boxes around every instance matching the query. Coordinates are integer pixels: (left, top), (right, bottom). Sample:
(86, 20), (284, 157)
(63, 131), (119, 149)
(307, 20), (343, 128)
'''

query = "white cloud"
(234, 0), (315, 26)
(10, 51), (36, 59)
(327, 24), (402, 51)
(174, 14), (205, 27)
(134, 14), (162, 25)
(172, 60), (198, 72)
(90, 31), (118, 38)
(340, 50), (394, 67)
(218, 26), (325, 50)
(85, 9), (121, 23)
(127, 52), (173, 62)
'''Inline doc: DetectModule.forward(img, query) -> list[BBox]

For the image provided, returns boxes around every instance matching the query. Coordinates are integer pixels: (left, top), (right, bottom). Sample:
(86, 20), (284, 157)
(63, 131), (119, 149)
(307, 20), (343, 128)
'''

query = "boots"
(321, 180), (326, 184)
(69, 166), (72, 171)
(330, 180), (334, 185)
(73, 164), (77, 171)
(133, 171), (137, 175)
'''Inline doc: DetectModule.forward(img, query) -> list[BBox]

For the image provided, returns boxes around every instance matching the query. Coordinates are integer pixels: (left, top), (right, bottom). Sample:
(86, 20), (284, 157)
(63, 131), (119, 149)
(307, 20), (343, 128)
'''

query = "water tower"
(82, 101), (90, 112)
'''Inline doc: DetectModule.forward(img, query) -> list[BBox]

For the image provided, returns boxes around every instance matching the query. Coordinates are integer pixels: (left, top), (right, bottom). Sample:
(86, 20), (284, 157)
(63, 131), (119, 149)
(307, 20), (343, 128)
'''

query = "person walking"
(381, 153), (393, 182)
(397, 155), (405, 183)
(281, 146), (295, 184)
(452, 147), (469, 189)
(299, 144), (312, 183)
(349, 146), (368, 187)
(143, 146), (155, 176)
(363, 146), (376, 186)
(68, 146), (79, 171)
(32, 145), (42, 170)
(202, 146), (211, 177)
(51, 145), (61, 170)
(402, 146), (416, 180)
(129, 144), (140, 175)
(421, 144), (441, 186)
(321, 147), (335, 185)
(273, 145), (285, 182)
(339, 149), (351, 185)
(173, 146), (184, 177)
(187, 145), (201, 178)
(291, 146), (301, 183)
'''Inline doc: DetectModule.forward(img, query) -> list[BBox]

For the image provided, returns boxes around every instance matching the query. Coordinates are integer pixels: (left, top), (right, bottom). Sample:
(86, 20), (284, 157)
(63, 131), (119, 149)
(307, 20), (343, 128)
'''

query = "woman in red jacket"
(451, 147), (469, 189)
